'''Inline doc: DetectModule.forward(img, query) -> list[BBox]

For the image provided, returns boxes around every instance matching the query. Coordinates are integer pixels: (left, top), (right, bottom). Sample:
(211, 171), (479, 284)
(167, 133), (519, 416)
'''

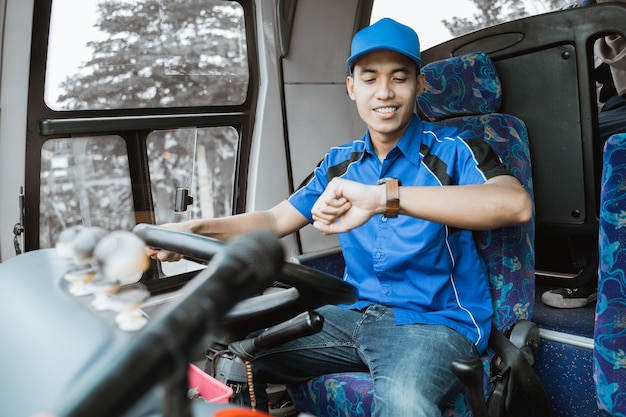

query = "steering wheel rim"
(133, 224), (358, 331)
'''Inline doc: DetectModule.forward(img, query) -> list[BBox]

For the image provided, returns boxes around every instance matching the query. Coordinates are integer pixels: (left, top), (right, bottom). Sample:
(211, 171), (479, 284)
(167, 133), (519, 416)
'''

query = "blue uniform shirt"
(288, 115), (511, 353)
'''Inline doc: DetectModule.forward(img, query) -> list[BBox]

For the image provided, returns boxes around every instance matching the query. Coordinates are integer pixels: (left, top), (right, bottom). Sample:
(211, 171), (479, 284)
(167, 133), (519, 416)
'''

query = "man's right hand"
(143, 222), (189, 262)
(145, 246), (184, 262)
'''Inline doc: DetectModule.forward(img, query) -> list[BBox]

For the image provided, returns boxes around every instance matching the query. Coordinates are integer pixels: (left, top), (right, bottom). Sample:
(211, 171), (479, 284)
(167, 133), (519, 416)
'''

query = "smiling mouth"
(374, 106), (398, 114)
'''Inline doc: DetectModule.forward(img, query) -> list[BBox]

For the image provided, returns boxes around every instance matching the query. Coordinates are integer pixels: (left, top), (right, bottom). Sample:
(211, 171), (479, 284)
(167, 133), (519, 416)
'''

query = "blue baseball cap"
(347, 18), (421, 74)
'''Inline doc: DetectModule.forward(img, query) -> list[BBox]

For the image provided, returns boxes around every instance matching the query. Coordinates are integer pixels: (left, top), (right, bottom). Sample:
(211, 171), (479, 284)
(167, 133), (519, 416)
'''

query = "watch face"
(377, 177), (402, 186)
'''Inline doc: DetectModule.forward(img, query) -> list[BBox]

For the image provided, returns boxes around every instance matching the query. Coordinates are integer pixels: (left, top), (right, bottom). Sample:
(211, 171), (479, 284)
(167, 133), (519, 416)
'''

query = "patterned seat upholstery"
(418, 53), (535, 334)
(594, 132), (626, 417)
(288, 52), (535, 417)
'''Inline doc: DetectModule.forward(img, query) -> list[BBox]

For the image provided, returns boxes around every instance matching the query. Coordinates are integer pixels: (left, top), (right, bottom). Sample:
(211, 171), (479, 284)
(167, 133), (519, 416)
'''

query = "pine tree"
(443, 0), (572, 37)
(57, 0), (248, 110)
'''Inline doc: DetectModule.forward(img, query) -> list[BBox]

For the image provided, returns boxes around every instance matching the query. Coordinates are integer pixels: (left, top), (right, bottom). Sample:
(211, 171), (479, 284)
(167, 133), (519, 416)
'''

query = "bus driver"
(148, 18), (532, 417)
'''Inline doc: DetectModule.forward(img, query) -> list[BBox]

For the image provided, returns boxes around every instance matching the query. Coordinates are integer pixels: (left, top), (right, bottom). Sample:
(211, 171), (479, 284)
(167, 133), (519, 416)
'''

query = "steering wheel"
(133, 223), (358, 335)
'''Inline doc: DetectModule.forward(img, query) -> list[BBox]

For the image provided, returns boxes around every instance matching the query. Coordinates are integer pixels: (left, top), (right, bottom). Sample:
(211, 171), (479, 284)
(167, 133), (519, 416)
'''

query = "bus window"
(371, 0), (572, 50)
(28, 0), (256, 252)
(147, 126), (238, 225)
(39, 136), (134, 248)
(45, 0), (249, 110)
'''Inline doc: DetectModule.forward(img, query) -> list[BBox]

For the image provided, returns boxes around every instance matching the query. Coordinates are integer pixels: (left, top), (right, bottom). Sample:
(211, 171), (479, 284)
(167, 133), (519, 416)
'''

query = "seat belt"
(489, 326), (552, 417)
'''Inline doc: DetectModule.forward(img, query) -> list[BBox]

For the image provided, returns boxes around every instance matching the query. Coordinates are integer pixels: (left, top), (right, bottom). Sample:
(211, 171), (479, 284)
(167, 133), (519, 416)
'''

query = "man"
(149, 18), (532, 417)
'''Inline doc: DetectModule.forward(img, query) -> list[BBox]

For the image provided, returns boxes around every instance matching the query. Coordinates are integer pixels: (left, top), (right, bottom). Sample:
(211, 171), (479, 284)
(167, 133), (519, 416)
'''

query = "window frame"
(24, 0), (258, 251)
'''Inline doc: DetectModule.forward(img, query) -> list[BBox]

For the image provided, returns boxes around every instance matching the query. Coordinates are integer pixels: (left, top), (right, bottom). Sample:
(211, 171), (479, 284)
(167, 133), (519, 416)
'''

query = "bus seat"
(594, 132), (626, 417)
(287, 52), (541, 417)
(418, 52), (535, 335)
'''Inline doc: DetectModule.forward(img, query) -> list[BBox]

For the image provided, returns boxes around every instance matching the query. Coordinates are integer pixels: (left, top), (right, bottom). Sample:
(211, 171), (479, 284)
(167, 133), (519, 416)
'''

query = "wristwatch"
(377, 177), (400, 218)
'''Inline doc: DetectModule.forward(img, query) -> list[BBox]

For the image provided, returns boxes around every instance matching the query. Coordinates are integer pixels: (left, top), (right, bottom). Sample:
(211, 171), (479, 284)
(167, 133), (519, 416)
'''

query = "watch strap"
(379, 178), (400, 218)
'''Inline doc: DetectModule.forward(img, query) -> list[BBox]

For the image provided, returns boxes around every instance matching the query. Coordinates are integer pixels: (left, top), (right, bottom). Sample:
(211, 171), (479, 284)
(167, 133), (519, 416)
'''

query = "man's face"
(347, 50), (424, 147)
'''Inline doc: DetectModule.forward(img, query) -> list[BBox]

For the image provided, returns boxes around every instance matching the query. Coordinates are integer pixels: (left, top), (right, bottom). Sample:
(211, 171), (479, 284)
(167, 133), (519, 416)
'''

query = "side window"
(40, 136), (134, 248)
(147, 126), (238, 224)
(33, 0), (253, 253)
(45, 0), (248, 110)
(38, 128), (238, 260)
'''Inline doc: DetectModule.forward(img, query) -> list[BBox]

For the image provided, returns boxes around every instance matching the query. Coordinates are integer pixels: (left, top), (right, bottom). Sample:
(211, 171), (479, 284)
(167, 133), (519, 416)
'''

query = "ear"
(346, 75), (356, 100)
(415, 72), (426, 98)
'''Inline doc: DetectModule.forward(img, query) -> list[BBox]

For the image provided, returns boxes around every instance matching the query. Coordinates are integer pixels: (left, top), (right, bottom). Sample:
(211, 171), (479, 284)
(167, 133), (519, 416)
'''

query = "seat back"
(417, 52), (535, 334)
(288, 52), (535, 417)
(594, 132), (626, 417)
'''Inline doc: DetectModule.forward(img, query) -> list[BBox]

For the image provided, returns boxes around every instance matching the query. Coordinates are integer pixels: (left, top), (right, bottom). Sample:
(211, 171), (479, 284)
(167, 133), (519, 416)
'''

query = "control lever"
(228, 311), (324, 361)
(450, 356), (488, 417)
(57, 226), (107, 296)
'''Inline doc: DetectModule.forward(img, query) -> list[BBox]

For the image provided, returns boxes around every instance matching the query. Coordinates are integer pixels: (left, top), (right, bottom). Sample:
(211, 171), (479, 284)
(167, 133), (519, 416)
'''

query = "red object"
(188, 364), (234, 403)
(213, 410), (273, 417)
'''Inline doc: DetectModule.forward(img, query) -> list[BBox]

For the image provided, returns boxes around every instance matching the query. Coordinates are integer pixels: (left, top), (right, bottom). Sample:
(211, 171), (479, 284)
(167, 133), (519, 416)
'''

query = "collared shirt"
(288, 115), (511, 353)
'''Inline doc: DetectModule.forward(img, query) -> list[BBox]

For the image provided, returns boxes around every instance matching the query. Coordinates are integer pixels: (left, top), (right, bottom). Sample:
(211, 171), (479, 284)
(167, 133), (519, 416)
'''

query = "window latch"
(13, 186), (25, 255)
(174, 187), (194, 212)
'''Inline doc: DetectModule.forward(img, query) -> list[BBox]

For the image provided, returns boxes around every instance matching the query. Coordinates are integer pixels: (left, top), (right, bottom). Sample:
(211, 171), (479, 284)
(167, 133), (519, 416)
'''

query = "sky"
(371, 0), (559, 49)
(371, 0), (479, 50)
(45, 0), (104, 105)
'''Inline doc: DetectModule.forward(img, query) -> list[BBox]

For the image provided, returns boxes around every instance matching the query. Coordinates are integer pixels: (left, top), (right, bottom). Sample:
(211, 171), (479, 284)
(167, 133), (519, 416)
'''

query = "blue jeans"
(250, 304), (478, 417)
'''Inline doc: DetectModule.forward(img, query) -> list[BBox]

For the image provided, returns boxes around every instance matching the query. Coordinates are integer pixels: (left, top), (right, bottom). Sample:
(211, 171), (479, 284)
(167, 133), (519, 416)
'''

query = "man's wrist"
(376, 183), (387, 215)
(185, 219), (203, 234)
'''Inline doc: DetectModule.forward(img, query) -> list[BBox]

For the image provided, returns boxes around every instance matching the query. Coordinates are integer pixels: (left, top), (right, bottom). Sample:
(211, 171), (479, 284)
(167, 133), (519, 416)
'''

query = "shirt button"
(381, 216), (388, 222)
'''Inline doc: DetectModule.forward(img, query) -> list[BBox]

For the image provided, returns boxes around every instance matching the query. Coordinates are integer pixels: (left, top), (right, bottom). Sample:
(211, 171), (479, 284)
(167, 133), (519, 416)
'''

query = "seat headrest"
(417, 52), (502, 121)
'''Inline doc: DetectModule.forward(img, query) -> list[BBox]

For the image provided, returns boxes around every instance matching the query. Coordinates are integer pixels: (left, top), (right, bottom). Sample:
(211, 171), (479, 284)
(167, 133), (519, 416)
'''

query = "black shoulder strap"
(489, 326), (552, 417)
